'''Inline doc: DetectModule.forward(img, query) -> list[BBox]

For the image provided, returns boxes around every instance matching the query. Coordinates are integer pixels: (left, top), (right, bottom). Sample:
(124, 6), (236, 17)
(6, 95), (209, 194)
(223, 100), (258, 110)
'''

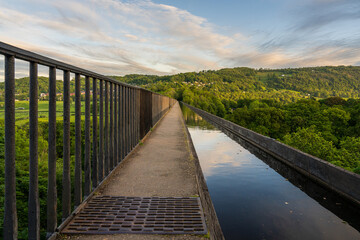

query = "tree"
(283, 126), (335, 161)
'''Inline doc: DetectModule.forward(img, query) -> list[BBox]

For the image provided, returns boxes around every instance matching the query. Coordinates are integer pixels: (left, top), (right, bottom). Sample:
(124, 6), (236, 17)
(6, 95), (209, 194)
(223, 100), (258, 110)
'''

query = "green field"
(0, 101), (88, 124)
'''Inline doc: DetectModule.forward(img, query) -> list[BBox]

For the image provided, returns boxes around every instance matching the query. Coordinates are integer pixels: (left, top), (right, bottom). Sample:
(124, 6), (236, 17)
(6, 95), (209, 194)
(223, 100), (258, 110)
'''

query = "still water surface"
(181, 104), (360, 240)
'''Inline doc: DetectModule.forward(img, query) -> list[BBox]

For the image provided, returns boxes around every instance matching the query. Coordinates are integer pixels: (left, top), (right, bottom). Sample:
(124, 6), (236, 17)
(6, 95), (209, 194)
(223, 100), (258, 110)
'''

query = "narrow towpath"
(60, 103), (207, 240)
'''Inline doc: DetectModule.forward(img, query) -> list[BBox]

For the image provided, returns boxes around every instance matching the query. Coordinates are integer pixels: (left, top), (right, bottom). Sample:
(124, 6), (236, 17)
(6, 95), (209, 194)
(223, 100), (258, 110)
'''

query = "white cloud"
(0, 0), (243, 76)
(0, 0), (359, 79)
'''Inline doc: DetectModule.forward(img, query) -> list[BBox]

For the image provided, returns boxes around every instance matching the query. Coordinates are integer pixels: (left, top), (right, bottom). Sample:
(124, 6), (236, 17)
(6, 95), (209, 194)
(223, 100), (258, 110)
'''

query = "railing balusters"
(4, 55), (17, 240)
(99, 80), (104, 180)
(109, 83), (114, 170)
(84, 76), (91, 197)
(104, 81), (109, 175)
(114, 84), (118, 166)
(47, 66), (57, 237)
(74, 73), (82, 207)
(129, 89), (134, 148)
(0, 42), (175, 239)
(62, 70), (71, 221)
(92, 78), (98, 188)
(28, 61), (40, 240)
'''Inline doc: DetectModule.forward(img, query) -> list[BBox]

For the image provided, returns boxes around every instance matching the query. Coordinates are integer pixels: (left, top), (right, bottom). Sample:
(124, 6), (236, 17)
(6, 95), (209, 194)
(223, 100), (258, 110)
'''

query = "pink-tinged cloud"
(0, 0), (359, 81)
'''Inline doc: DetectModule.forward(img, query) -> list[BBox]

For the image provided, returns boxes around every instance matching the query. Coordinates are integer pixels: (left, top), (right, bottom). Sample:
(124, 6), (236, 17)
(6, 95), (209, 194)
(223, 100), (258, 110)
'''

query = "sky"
(1, 0), (360, 78)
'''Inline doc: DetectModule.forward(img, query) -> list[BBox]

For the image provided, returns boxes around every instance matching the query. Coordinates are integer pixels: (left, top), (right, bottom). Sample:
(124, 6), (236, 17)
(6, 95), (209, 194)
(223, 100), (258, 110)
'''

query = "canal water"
(181, 104), (360, 240)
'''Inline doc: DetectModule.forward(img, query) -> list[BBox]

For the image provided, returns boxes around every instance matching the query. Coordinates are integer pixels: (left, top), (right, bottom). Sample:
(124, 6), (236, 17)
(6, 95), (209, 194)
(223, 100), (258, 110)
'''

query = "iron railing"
(0, 42), (176, 239)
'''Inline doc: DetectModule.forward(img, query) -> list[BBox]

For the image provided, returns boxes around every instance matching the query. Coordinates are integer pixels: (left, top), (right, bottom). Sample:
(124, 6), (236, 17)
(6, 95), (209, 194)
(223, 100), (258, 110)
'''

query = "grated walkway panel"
(62, 196), (207, 235)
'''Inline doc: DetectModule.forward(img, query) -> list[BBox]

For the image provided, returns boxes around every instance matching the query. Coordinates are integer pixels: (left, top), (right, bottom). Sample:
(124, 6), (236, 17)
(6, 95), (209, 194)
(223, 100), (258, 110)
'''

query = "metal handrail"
(0, 41), (137, 90)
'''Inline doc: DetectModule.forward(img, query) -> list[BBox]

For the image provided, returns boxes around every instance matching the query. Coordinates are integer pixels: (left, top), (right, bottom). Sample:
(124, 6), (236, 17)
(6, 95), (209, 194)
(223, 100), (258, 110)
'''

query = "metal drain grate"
(62, 196), (207, 235)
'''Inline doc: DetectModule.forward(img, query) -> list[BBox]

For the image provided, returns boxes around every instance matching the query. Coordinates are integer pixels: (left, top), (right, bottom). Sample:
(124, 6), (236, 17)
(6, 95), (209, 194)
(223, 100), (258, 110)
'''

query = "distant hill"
(1, 66), (359, 100)
(112, 66), (360, 99)
(259, 66), (360, 98)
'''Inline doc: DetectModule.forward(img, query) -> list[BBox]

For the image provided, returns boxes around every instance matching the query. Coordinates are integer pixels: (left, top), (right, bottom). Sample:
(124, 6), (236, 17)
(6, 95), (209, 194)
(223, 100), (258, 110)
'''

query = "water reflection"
(182, 105), (216, 130)
(181, 104), (360, 240)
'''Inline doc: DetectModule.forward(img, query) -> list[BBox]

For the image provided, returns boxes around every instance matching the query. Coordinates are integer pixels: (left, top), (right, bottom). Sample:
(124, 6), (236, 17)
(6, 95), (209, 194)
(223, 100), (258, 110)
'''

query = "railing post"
(4, 54), (17, 240)
(128, 88), (131, 152)
(104, 81), (109, 175)
(109, 83), (113, 170)
(62, 70), (71, 221)
(84, 76), (91, 197)
(47, 66), (57, 237)
(140, 89), (144, 139)
(118, 85), (121, 164)
(28, 61), (40, 240)
(99, 80), (104, 180)
(92, 78), (98, 188)
(132, 89), (135, 148)
(131, 89), (134, 149)
(122, 86), (125, 160)
(136, 89), (139, 144)
(129, 88), (132, 151)
(154, 95), (156, 124)
(124, 87), (127, 157)
(114, 84), (118, 166)
(134, 89), (137, 145)
(74, 73), (82, 207)
(133, 89), (136, 148)
(133, 89), (136, 149)
(126, 87), (129, 155)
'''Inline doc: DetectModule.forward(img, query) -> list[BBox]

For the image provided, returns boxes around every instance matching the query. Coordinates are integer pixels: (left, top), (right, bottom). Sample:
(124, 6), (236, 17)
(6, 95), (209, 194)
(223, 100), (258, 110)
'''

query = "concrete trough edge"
(180, 104), (225, 240)
(183, 103), (360, 207)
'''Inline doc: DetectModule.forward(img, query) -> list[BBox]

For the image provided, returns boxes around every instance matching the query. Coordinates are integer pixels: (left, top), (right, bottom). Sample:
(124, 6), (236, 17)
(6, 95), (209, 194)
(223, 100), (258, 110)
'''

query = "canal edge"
(180, 106), (225, 240)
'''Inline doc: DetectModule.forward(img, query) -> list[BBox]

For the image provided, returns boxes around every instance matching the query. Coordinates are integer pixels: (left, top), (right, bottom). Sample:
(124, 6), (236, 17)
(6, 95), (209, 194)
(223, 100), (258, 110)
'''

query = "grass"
(190, 194), (199, 198)
(203, 231), (210, 239)
(0, 101), (90, 124)
(256, 71), (293, 84)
